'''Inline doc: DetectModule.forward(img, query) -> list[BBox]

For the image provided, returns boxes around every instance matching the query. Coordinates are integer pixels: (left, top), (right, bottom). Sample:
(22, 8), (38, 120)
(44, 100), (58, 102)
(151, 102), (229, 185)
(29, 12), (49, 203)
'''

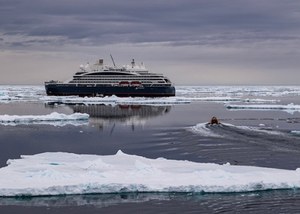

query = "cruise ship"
(45, 58), (175, 97)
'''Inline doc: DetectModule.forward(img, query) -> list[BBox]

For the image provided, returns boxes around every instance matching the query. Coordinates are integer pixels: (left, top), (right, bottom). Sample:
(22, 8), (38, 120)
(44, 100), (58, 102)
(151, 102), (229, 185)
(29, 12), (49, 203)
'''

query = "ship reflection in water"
(70, 104), (171, 131)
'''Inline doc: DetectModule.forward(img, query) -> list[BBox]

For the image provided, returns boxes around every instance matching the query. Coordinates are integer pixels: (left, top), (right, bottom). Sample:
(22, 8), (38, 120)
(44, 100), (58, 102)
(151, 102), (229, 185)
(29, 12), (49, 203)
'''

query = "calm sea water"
(0, 85), (300, 213)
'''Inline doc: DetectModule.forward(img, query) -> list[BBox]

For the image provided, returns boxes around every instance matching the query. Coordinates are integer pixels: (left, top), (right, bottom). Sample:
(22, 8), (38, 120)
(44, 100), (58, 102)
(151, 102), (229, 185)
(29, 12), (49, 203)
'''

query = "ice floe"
(0, 85), (45, 103)
(0, 112), (89, 126)
(0, 85), (295, 105)
(42, 95), (280, 106)
(291, 131), (300, 135)
(226, 103), (300, 114)
(0, 151), (300, 196)
(41, 95), (191, 105)
(176, 86), (300, 97)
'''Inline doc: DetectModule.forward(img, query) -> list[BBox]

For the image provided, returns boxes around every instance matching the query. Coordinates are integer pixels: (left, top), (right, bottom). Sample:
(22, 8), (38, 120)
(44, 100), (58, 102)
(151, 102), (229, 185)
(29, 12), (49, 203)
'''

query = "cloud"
(1, 0), (300, 84)
(1, 0), (300, 48)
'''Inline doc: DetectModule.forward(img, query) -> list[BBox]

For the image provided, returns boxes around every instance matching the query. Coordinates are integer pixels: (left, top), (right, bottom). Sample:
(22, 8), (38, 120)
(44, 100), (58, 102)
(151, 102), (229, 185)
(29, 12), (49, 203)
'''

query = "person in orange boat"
(208, 116), (221, 125)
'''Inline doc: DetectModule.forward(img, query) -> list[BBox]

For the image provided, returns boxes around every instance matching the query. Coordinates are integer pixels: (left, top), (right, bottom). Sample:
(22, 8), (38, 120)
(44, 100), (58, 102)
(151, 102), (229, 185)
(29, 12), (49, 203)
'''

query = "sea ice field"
(0, 85), (300, 213)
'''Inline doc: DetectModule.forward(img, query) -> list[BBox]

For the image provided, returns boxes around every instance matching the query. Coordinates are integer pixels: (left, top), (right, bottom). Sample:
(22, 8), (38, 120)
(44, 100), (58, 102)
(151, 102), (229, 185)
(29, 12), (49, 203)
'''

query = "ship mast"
(110, 54), (116, 68)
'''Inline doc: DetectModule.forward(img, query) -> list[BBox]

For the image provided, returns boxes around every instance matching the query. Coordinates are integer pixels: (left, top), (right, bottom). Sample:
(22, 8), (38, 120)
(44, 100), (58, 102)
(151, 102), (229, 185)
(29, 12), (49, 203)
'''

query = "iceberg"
(0, 112), (89, 126)
(0, 151), (300, 197)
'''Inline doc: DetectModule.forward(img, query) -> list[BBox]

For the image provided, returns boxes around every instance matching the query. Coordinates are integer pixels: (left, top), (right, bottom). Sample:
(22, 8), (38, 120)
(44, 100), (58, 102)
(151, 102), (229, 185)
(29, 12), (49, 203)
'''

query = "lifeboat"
(130, 81), (142, 87)
(119, 81), (130, 87)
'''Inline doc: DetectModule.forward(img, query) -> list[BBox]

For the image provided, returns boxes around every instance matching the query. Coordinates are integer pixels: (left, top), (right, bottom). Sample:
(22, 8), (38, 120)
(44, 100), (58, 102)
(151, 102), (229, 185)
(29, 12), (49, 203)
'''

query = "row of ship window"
(70, 80), (166, 83)
(70, 84), (169, 87)
(73, 77), (164, 80)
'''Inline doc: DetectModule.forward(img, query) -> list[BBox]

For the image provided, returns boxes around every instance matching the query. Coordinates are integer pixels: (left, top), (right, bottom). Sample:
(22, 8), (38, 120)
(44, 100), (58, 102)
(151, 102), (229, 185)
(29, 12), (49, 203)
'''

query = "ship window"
(85, 72), (134, 76)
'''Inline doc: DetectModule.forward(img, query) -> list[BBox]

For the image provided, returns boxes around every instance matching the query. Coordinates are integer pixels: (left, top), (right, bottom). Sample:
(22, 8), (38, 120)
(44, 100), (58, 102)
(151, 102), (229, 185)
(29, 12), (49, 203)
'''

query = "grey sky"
(1, 0), (300, 85)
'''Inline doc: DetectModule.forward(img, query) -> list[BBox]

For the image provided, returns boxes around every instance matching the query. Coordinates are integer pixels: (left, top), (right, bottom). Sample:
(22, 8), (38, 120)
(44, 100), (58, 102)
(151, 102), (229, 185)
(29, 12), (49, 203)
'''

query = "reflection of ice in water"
(68, 104), (171, 127)
(0, 193), (174, 208)
(1, 151), (300, 197)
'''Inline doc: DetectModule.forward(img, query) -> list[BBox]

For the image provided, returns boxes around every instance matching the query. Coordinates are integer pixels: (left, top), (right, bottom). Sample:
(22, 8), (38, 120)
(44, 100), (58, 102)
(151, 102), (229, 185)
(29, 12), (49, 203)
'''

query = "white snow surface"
(0, 112), (89, 126)
(0, 151), (300, 196)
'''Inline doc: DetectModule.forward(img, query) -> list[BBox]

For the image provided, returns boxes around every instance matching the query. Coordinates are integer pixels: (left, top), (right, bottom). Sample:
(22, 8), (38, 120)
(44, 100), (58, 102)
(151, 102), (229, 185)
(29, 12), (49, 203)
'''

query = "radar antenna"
(110, 54), (116, 67)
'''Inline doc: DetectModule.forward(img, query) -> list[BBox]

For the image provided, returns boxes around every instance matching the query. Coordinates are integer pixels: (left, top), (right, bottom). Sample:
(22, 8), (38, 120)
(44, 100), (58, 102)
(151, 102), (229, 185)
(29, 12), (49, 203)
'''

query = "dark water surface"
(1, 98), (300, 213)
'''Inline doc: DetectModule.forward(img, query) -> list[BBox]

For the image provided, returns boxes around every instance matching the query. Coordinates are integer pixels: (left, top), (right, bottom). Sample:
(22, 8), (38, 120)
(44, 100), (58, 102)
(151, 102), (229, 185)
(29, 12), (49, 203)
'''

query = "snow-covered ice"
(0, 85), (294, 105)
(41, 95), (281, 106)
(226, 103), (300, 114)
(291, 131), (300, 135)
(0, 112), (89, 126)
(0, 85), (45, 103)
(42, 96), (251, 105)
(176, 85), (300, 97)
(0, 151), (300, 196)
(41, 95), (191, 105)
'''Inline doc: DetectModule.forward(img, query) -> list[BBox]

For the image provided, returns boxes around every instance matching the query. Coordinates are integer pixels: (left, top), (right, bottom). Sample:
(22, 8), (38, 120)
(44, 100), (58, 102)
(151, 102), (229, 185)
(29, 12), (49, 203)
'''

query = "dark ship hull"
(45, 83), (176, 97)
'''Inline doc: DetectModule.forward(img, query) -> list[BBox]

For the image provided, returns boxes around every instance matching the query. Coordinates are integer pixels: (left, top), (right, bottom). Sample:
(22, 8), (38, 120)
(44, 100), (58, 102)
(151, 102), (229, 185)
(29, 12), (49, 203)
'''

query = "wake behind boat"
(45, 57), (175, 97)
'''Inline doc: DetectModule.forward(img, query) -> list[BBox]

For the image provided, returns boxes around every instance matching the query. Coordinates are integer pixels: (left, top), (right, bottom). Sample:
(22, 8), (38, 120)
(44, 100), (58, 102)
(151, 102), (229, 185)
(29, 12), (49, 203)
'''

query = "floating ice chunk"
(0, 112), (89, 126)
(243, 98), (279, 103)
(42, 95), (281, 106)
(226, 103), (300, 114)
(0, 94), (10, 100)
(0, 151), (300, 196)
(291, 131), (300, 135)
(176, 86), (300, 97)
(0, 85), (46, 103)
